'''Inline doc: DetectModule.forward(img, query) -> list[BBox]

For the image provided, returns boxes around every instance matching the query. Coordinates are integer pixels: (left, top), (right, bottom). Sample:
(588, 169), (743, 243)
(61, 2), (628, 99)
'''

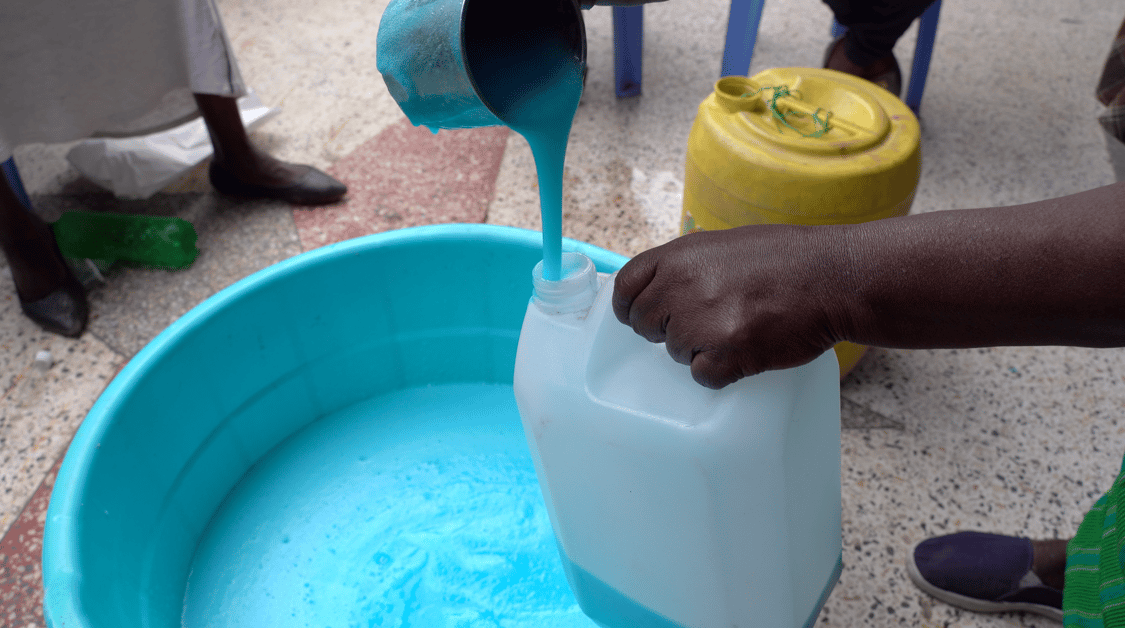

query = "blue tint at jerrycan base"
(376, 0), (586, 132)
(514, 253), (843, 628)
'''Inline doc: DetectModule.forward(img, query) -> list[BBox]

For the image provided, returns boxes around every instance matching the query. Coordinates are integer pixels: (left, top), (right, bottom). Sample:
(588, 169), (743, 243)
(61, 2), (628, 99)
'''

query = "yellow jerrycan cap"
(684, 67), (922, 229)
(716, 74), (890, 156)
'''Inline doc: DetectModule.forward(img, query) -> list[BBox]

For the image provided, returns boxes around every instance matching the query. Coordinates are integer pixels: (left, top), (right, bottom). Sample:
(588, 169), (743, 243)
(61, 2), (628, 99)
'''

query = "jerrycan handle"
(584, 275), (725, 427)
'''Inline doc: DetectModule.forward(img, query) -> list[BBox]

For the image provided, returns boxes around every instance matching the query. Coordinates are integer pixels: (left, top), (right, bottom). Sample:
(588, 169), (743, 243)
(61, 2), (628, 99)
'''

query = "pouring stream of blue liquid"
(461, 37), (585, 282)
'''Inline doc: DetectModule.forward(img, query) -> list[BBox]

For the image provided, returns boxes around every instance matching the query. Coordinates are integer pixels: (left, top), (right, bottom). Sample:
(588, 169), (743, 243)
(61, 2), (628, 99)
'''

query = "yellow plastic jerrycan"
(681, 67), (921, 377)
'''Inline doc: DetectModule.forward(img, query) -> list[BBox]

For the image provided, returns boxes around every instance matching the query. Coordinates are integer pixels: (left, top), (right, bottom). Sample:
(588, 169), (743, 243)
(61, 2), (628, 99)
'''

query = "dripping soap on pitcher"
(376, 0), (586, 280)
(514, 253), (844, 628)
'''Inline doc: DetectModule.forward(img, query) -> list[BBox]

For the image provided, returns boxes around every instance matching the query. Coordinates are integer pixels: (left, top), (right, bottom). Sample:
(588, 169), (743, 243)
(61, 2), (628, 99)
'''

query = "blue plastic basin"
(43, 224), (627, 628)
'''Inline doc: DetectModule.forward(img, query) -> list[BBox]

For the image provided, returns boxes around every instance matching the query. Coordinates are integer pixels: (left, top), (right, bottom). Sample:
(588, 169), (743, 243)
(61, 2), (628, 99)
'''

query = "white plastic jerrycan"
(514, 252), (843, 628)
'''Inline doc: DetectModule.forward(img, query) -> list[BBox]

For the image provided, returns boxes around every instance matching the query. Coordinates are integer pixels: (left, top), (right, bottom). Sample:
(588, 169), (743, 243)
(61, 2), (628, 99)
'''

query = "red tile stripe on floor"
(1, 360), (126, 626)
(293, 118), (510, 251)
(0, 456), (59, 628)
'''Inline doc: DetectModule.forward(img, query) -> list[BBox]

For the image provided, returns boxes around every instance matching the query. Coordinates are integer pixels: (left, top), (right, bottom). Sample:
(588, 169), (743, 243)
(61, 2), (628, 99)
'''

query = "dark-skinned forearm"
(829, 182), (1125, 350)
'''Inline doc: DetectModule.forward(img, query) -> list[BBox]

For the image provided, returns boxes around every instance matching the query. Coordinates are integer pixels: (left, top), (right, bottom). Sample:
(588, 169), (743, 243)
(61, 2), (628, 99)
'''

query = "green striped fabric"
(1065, 463), (1125, 627)
(1053, 19), (1125, 625)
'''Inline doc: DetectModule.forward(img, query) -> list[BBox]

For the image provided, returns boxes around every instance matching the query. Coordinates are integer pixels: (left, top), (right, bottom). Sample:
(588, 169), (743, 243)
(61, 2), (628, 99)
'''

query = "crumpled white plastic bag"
(66, 91), (279, 199)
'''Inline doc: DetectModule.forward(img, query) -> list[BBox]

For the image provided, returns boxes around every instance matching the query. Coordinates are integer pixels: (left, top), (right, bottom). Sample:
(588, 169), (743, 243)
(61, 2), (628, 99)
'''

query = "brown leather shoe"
(823, 34), (902, 97)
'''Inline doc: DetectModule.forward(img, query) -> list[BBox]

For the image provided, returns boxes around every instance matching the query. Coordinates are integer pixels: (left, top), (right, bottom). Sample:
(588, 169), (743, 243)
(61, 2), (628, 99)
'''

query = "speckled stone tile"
(0, 266), (124, 537)
(292, 119), (509, 251)
(486, 85), (685, 258)
(905, 0), (1120, 214)
(841, 393), (905, 430)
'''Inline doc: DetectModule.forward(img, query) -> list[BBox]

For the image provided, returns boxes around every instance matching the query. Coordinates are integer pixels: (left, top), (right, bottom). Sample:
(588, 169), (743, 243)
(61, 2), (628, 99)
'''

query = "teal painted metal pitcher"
(376, 0), (586, 131)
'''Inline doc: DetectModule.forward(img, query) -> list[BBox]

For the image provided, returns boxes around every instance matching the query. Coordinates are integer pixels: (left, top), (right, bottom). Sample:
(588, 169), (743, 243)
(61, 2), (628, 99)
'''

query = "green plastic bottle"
(53, 211), (199, 270)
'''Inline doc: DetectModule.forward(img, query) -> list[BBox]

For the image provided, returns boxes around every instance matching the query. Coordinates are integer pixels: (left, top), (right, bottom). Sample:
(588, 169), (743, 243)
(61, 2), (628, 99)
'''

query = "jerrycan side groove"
(514, 252), (843, 628)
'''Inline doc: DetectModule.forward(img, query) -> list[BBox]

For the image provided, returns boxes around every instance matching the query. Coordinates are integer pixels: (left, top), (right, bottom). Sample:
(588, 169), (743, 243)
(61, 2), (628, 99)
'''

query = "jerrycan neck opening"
(532, 252), (599, 315)
(713, 76), (767, 115)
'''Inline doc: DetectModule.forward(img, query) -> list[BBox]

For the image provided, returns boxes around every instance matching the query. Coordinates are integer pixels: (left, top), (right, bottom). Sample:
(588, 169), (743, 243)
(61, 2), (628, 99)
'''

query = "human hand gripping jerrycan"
(514, 253), (842, 628)
(682, 67), (921, 377)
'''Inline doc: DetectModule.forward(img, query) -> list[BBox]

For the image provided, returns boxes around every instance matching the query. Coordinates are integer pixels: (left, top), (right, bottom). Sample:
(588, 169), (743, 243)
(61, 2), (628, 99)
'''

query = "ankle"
(1031, 539), (1069, 591)
(825, 37), (896, 82)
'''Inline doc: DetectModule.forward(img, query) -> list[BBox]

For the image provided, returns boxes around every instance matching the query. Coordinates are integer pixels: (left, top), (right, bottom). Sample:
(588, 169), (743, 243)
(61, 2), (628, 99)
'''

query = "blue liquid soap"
(182, 384), (598, 628)
(468, 40), (584, 281)
(506, 56), (583, 282)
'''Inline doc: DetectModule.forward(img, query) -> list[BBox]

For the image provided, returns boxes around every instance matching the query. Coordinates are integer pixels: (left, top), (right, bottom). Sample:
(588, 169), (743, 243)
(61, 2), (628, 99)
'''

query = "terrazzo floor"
(3, 0), (1125, 626)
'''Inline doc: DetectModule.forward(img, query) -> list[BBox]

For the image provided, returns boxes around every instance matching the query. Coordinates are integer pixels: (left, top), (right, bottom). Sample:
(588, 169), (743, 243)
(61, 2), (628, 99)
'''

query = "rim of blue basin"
(42, 223), (629, 628)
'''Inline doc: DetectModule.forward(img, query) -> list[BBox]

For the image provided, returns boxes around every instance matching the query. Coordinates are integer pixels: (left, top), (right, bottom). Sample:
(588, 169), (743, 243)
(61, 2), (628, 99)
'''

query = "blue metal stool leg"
(2, 157), (33, 211)
(720, 0), (766, 77)
(613, 5), (644, 98)
(904, 0), (941, 114)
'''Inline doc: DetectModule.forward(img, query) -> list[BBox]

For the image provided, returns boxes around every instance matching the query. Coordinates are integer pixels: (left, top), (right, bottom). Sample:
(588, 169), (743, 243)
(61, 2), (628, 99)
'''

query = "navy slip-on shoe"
(907, 532), (1063, 622)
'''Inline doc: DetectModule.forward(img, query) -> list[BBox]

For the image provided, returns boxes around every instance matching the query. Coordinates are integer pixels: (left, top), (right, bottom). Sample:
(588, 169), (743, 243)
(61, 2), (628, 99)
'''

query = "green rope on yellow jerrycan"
(682, 67), (922, 378)
(742, 84), (833, 138)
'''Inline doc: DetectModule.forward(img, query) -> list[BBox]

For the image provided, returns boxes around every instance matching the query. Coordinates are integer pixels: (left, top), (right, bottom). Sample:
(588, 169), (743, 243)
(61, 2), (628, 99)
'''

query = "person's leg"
(1031, 538), (1068, 591)
(194, 93), (347, 205)
(0, 177), (88, 336)
(822, 0), (936, 67)
(820, 0), (934, 94)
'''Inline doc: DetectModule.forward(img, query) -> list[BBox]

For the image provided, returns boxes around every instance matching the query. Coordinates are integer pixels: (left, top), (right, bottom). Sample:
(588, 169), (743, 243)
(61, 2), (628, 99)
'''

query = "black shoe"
(209, 161), (347, 206)
(907, 532), (1063, 621)
(19, 271), (89, 338)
